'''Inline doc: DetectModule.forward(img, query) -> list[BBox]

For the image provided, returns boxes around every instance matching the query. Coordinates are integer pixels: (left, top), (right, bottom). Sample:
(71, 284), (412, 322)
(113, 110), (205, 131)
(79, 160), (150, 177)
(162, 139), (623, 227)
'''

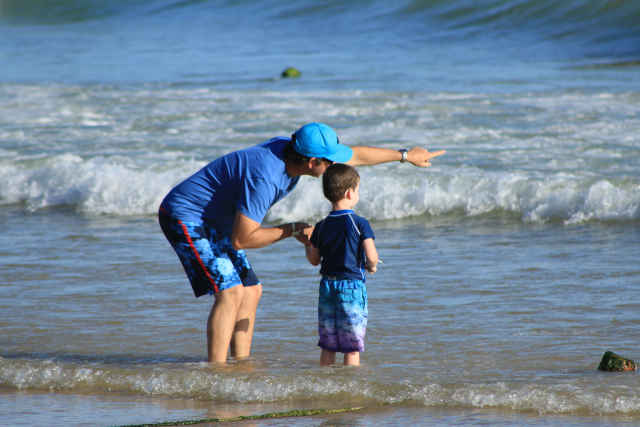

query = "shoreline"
(3, 389), (639, 427)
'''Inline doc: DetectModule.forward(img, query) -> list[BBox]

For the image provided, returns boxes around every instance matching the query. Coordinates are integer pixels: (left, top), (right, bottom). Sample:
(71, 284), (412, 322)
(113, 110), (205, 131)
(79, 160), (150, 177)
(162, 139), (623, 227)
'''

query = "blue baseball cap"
(293, 122), (353, 163)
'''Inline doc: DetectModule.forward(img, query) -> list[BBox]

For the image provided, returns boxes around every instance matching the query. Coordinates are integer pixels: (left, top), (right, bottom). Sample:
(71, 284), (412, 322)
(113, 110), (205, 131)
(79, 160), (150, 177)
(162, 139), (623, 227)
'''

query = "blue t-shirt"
(310, 210), (375, 281)
(160, 138), (299, 236)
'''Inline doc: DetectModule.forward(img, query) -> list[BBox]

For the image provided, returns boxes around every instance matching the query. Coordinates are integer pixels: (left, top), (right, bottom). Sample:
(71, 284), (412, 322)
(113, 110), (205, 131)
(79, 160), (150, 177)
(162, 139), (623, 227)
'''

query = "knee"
(215, 284), (246, 307)
(250, 284), (263, 301)
(240, 283), (261, 301)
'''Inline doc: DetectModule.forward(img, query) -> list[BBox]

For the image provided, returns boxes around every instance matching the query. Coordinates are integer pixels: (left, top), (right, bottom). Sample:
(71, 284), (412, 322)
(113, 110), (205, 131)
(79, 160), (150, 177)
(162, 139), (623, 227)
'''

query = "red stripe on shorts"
(178, 219), (220, 294)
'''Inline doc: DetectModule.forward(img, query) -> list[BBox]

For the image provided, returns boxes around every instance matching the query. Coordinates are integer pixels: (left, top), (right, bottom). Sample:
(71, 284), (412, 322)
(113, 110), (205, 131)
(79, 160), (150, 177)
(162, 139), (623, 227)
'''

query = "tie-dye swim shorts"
(317, 277), (368, 353)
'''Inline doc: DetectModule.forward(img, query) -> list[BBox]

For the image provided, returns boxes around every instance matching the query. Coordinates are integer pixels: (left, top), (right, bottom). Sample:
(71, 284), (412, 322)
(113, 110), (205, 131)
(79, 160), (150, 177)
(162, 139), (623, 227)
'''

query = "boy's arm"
(362, 238), (378, 273)
(346, 146), (445, 168)
(305, 244), (321, 266)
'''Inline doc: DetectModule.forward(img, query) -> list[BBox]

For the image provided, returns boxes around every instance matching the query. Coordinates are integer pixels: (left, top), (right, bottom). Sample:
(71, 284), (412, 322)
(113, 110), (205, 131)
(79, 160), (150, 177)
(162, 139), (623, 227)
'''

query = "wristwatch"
(399, 149), (408, 163)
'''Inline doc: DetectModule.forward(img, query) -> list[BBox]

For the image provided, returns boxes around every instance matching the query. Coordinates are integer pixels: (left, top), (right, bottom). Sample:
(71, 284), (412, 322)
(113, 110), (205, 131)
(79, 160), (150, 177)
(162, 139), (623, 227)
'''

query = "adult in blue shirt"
(159, 122), (445, 364)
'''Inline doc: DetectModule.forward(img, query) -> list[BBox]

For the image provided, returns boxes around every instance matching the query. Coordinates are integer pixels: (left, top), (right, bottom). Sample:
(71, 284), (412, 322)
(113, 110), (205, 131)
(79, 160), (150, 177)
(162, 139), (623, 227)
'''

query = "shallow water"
(2, 209), (639, 425)
(1, 1), (640, 425)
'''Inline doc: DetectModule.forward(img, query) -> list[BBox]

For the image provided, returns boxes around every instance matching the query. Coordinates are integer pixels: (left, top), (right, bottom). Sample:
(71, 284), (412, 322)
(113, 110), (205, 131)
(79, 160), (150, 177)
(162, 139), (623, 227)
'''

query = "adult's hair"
(322, 163), (360, 203)
(283, 134), (311, 165)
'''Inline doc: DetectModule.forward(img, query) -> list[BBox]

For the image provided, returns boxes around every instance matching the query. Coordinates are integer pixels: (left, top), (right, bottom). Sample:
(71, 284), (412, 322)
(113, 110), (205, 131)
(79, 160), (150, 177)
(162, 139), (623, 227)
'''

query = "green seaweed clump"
(598, 351), (636, 372)
(281, 67), (301, 78)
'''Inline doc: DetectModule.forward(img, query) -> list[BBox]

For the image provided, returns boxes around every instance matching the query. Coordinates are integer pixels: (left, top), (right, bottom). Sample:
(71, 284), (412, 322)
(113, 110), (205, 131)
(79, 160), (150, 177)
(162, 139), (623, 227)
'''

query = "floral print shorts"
(159, 211), (259, 297)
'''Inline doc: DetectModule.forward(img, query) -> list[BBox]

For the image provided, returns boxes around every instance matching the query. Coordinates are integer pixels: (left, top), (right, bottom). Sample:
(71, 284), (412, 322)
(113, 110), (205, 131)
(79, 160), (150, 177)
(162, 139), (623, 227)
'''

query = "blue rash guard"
(310, 209), (375, 281)
(160, 138), (299, 236)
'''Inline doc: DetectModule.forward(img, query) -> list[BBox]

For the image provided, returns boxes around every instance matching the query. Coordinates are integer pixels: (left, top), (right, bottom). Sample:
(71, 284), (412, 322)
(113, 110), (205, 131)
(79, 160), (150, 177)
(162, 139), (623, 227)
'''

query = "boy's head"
(322, 163), (360, 203)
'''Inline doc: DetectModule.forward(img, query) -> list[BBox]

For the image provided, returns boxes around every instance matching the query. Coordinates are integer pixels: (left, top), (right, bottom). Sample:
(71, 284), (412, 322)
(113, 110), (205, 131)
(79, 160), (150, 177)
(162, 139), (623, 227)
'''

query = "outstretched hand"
(407, 148), (446, 168)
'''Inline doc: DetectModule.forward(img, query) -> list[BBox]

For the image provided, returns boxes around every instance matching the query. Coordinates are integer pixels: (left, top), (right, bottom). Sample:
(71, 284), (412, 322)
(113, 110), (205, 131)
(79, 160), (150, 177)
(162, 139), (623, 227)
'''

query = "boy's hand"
(292, 223), (313, 245)
(366, 264), (377, 273)
(302, 225), (314, 240)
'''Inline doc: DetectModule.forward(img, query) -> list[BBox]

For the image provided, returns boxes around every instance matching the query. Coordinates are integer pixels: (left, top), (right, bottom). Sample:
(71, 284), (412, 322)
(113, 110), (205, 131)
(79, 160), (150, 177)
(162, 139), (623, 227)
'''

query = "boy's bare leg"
(320, 349), (336, 366)
(230, 284), (262, 360)
(207, 285), (245, 364)
(344, 352), (360, 366)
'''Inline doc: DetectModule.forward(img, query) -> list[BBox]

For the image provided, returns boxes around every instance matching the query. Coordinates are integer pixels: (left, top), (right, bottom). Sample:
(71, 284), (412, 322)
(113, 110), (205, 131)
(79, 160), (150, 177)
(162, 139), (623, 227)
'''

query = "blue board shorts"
(317, 278), (368, 353)
(159, 210), (260, 297)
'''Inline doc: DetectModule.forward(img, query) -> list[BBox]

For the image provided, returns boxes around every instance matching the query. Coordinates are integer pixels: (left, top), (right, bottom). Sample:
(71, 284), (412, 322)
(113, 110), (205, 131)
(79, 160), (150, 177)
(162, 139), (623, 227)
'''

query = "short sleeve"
(237, 176), (277, 224)
(357, 217), (375, 241)
(310, 220), (323, 248)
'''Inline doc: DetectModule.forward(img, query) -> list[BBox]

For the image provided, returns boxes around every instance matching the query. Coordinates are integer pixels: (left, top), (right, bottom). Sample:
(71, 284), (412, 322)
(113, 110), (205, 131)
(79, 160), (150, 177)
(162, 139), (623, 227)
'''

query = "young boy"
(305, 163), (379, 366)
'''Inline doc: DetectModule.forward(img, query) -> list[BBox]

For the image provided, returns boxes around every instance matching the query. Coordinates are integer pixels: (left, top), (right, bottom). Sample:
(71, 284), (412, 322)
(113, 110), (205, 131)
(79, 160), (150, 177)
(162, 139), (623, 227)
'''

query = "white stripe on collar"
(328, 211), (359, 236)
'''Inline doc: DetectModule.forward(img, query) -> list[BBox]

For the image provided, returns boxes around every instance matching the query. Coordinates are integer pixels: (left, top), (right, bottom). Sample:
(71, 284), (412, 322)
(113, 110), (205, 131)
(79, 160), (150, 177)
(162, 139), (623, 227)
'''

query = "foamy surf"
(2, 356), (638, 416)
(2, 83), (638, 224)
(2, 154), (637, 224)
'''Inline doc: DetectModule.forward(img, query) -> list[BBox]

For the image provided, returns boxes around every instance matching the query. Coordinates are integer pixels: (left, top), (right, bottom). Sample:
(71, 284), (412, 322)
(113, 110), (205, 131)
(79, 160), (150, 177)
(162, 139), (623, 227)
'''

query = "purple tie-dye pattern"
(317, 278), (368, 353)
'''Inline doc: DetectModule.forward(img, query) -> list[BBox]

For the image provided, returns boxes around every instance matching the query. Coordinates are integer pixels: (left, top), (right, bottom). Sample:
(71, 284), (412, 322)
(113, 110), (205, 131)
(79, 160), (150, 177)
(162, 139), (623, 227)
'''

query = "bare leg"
(320, 349), (336, 366)
(230, 284), (262, 360)
(344, 351), (360, 366)
(207, 285), (245, 364)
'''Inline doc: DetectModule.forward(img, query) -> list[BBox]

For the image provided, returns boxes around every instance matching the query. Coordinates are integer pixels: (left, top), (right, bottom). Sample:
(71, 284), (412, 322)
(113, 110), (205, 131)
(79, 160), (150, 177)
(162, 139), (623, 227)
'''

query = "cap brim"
(325, 144), (353, 163)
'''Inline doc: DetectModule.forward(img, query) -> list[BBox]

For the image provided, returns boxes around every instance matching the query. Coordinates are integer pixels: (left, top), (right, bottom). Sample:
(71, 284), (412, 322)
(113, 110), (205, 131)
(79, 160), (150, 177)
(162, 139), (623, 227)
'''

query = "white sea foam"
(1, 84), (638, 224)
(0, 154), (203, 216)
(2, 357), (639, 416)
(270, 167), (640, 224)
(1, 154), (638, 224)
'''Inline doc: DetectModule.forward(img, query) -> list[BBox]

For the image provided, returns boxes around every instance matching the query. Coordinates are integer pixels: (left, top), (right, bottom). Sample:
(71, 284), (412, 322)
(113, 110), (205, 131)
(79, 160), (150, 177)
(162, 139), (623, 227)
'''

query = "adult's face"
(309, 158), (334, 178)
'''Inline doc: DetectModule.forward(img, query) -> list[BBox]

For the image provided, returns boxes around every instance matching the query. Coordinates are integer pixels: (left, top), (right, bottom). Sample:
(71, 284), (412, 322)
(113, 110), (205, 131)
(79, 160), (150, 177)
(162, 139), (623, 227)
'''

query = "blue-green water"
(1, 1), (639, 426)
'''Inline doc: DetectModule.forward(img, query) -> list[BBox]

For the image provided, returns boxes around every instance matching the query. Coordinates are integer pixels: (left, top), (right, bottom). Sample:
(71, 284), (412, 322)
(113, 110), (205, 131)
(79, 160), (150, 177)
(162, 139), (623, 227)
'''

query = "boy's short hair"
(322, 163), (360, 203)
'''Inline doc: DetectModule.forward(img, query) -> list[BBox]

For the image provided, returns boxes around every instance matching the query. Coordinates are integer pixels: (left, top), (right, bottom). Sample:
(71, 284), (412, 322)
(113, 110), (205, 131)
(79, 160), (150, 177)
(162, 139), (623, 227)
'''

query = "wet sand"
(4, 389), (639, 427)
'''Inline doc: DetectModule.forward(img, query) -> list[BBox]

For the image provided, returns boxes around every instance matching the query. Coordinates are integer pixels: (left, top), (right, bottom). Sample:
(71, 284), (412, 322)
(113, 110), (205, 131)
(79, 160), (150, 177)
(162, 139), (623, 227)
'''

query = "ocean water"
(1, 1), (640, 426)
